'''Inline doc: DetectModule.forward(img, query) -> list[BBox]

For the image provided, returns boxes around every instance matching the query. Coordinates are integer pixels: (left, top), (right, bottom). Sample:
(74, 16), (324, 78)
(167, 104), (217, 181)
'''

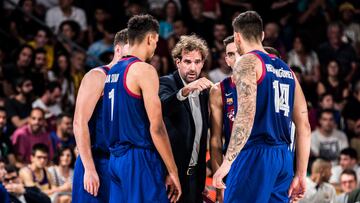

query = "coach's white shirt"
(177, 76), (203, 167)
(299, 177), (336, 203)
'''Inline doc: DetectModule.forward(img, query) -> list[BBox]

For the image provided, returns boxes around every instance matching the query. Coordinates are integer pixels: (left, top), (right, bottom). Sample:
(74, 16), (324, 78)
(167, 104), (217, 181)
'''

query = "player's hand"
(216, 188), (224, 203)
(165, 172), (182, 202)
(288, 175), (306, 202)
(213, 161), (231, 189)
(182, 77), (213, 97)
(84, 168), (100, 196)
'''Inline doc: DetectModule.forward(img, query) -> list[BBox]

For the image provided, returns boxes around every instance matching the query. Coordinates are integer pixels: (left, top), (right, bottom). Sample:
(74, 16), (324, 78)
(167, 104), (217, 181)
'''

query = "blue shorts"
(224, 144), (293, 203)
(108, 147), (169, 203)
(72, 156), (110, 203)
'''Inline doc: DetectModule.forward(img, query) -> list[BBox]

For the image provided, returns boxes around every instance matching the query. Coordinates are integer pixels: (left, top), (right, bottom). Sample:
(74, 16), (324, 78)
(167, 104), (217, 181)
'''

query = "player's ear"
(261, 31), (265, 42)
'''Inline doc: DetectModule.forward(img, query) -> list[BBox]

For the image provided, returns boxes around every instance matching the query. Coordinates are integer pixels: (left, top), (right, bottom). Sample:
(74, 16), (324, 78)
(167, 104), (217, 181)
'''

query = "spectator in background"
(19, 144), (56, 199)
(329, 148), (360, 189)
(28, 27), (54, 69)
(5, 77), (33, 132)
(317, 59), (350, 110)
(69, 50), (86, 95)
(339, 2), (360, 55)
(299, 159), (336, 203)
(150, 54), (166, 76)
(48, 146), (74, 203)
(318, 22), (358, 82)
(86, 20), (115, 67)
(55, 20), (81, 56)
(311, 109), (348, 164)
(343, 80), (360, 137)
(9, 0), (41, 43)
(4, 164), (52, 203)
(210, 21), (228, 61)
(87, 7), (110, 44)
(350, 119), (360, 160)
(262, 22), (287, 59)
(32, 82), (62, 120)
(167, 19), (188, 51)
(3, 45), (33, 89)
(11, 108), (53, 163)
(0, 158), (10, 203)
(202, 0), (221, 19)
(31, 48), (48, 97)
(208, 50), (231, 83)
(48, 53), (75, 110)
(159, 0), (180, 39)
(186, 1), (214, 44)
(336, 169), (358, 203)
(0, 107), (17, 167)
(308, 93), (341, 131)
(45, 0), (87, 33)
(50, 114), (75, 151)
(287, 33), (320, 83)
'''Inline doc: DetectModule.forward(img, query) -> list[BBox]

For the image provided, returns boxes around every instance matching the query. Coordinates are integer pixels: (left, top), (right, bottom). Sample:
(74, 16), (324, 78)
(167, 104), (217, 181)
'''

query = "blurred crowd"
(0, 0), (359, 202)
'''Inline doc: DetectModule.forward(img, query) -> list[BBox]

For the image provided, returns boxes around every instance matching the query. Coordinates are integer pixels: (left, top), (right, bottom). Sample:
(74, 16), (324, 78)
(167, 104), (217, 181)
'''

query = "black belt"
(186, 165), (197, 176)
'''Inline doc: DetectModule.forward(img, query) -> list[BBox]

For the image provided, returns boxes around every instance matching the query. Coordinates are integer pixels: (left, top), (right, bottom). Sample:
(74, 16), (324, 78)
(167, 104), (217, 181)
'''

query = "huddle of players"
(72, 11), (311, 203)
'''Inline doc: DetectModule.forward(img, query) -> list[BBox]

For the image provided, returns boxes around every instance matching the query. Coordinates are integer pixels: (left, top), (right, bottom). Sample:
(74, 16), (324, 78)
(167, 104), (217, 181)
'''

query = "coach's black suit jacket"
(159, 71), (209, 203)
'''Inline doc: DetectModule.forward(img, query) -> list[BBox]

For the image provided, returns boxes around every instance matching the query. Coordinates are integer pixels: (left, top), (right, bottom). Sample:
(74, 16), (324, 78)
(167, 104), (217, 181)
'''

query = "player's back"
(245, 50), (295, 148)
(87, 66), (110, 155)
(103, 56), (154, 156)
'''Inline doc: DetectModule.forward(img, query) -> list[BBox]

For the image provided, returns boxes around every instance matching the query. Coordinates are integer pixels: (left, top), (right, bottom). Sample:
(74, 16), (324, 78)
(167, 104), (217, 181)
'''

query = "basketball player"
(103, 15), (181, 202)
(72, 28), (129, 203)
(213, 11), (311, 203)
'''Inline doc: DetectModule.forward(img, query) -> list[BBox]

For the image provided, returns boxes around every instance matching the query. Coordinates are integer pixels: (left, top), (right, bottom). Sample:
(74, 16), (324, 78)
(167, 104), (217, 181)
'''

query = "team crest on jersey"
(226, 98), (233, 105)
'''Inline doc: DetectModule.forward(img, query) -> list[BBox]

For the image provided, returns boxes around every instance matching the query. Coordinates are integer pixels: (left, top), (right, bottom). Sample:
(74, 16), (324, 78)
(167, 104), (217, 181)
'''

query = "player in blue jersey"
(209, 35), (238, 203)
(103, 15), (181, 203)
(72, 28), (129, 203)
(212, 11), (311, 203)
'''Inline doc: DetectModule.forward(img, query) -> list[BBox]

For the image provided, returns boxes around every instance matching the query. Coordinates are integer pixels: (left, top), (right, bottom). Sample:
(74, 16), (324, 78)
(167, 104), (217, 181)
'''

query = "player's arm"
(135, 63), (181, 202)
(288, 76), (311, 201)
(73, 69), (106, 196)
(209, 84), (224, 173)
(213, 54), (258, 188)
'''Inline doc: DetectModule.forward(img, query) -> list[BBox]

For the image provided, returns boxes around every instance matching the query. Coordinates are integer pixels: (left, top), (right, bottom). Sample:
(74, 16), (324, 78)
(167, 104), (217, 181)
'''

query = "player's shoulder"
(130, 62), (157, 76)
(85, 67), (108, 78)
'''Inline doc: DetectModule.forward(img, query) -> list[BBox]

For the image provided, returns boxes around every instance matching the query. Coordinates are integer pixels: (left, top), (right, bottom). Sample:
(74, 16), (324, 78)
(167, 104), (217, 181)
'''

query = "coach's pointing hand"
(84, 168), (100, 196)
(181, 77), (213, 97)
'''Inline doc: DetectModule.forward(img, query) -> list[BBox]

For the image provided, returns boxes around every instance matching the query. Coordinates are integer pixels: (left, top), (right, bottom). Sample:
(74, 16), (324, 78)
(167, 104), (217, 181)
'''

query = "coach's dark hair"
(127, 14), (159, 45)
(114, 28), (128, 46)
(341, 169), (357, 182)
(223, 36), (234, 47)
(232, 11), (263, 42)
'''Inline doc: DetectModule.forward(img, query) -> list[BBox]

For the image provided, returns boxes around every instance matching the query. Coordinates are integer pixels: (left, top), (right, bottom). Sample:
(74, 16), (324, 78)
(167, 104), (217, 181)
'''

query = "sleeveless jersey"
(244, 50), (295, 148)
(220, 77), (237, 153)
(103, 56), (154, 156)
(87, 66), (110, 154)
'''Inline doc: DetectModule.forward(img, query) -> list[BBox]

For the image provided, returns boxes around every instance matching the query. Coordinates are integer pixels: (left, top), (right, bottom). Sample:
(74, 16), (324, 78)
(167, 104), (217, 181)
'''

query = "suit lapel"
(174, 71), (192, 113)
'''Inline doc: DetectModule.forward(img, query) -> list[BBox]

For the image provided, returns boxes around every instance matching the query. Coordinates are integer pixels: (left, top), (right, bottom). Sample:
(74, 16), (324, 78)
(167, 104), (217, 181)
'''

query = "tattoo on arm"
(225, 54), (258, 162)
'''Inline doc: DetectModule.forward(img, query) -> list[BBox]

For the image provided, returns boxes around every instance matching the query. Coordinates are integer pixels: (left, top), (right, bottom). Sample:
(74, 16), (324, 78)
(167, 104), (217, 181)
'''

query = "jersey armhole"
(123, 60), (142, 99)
(220, 81), (226, 109)
(248, 52), (266, 84)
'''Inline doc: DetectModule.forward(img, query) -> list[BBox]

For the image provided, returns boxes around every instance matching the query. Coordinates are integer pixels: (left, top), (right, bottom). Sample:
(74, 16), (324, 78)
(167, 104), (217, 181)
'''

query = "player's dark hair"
(232, 11), (263, 43)
(127, 14), (159, 45)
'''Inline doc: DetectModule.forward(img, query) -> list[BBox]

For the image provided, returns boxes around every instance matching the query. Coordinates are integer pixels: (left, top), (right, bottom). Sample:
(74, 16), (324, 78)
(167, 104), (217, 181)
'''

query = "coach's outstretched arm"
(135, 62), (182, 203)
(288, 76), (311, 202)
(73, 70), (105, 197)
(213, 54), (259, 189)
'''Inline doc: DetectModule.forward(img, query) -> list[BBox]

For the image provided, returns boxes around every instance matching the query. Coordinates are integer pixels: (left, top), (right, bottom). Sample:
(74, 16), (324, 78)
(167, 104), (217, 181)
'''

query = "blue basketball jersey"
(87, 66), (110, 154)
(103, 56), (155, 156)
(220, 77), (237, 154)
(244, 50), (295, 148)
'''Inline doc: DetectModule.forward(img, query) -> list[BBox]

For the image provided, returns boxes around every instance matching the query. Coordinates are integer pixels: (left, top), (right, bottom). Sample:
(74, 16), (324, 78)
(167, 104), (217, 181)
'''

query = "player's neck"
(242, 42), (265, 55)
(128, 45), (148, 62)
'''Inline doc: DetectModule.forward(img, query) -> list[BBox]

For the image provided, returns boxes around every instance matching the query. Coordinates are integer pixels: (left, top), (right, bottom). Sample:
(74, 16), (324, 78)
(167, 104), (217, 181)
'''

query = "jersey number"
(273, 80), (290, 117)
(109, 88), (114, 121)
